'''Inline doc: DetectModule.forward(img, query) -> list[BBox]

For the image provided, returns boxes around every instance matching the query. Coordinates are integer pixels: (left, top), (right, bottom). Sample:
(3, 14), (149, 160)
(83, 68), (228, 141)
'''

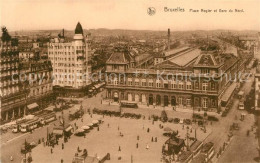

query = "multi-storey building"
(0, 40), (27, 121)
(1, 31), (54, 121)
(105, 46), (245, 113)
(19, 58), (53, 112)
(48, 22), (92, 97)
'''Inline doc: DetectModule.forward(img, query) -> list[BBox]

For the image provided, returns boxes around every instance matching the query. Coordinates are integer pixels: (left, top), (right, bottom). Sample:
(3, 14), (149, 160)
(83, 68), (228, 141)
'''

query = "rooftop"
(168, 48), (201, 67)
(106, 52), (133, 64)
(190, 140), (203, 152)
(164, 46), (190, 57)
(75, 22), (83, 35)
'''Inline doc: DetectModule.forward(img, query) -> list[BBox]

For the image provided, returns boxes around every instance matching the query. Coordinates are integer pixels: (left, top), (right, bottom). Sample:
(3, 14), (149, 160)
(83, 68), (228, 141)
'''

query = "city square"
(1, 0), (260, 162)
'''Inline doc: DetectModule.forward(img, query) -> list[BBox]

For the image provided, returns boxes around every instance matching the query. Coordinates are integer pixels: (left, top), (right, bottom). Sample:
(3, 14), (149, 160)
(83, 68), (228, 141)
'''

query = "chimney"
(62, 29), (64, 37)
(168, 28), (170, 50)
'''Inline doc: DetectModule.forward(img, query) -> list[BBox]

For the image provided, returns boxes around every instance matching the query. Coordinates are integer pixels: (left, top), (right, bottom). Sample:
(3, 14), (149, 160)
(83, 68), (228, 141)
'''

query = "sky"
(0, 0), (260, 31)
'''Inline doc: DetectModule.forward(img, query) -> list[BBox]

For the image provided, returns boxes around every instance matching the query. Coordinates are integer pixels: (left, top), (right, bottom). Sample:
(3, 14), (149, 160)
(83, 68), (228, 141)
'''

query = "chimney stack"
(168, 28), (170, 50)
(62, 29), (65, 37)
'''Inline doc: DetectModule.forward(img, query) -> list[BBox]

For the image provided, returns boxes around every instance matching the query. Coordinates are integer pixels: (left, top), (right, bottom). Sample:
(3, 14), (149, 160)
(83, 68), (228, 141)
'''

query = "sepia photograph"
(0, 0), (260, 162)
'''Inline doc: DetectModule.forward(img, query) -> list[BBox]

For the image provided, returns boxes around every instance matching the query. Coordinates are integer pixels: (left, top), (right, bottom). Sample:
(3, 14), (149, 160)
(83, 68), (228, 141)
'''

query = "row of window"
(108, 79), (215, 91)
(1, 70), (19, 77)
(49, 45), (85, 50)
(54, 69), (82, 73)
(30, 85), (52, 96)
(54, 74), (83, 79)
(48, 51), (74, 55)
(53, 80), (85, 86)
(52, 63), (84, 67)
(49, 57), (76, 61)
(1, 63), (19, 68)
(0, 86), (19, 96)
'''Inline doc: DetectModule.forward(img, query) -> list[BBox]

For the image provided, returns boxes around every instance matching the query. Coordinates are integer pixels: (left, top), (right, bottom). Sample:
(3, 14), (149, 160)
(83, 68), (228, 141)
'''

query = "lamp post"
(186, 126), (190, 150)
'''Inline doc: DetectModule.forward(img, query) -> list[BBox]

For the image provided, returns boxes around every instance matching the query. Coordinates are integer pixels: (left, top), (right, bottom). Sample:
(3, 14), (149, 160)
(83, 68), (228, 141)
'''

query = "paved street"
(31, 113), (210, 163)
(213, 69), (259, 162)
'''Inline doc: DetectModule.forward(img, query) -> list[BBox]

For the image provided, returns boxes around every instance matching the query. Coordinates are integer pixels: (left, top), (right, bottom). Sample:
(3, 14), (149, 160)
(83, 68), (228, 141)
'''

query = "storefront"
(114, 92), (119, 102)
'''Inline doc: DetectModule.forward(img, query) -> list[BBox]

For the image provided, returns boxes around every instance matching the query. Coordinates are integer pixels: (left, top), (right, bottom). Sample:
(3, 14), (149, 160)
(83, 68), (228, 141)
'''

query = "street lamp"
(186, 126), (190, 151)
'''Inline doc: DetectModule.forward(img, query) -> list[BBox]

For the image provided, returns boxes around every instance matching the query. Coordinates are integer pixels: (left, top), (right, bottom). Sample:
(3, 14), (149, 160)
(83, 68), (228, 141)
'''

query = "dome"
(75, 22), (83, 34)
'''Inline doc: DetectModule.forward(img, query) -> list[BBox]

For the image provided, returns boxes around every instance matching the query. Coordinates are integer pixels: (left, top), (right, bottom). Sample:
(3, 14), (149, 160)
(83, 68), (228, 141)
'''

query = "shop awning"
(52, 129), (63, 135)
(65, 126), (73, 132)
(120, 100), (137, 104)
(27, 103), (39, 110)
(44, 106), (55, 111)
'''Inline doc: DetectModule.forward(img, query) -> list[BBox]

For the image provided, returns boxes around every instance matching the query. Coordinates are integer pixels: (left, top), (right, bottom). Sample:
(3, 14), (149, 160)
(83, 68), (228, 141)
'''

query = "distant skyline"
(1, 0), (260, 31)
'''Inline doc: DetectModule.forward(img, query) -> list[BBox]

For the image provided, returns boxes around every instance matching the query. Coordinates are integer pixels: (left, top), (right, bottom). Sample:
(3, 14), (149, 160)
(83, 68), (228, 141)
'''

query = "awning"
(221, 83), (237, 102)
(92, 120), (99, 124)
(114, 92), (118, 98)
(120, 100), (137, 104)
(65, 126), (73, 132)
(94, 84), (101, 89)
(238, 91), (244, 96)
(27, 103), (39, 110)
(52, 129), (63, 135)
(44, 106), (55, 111)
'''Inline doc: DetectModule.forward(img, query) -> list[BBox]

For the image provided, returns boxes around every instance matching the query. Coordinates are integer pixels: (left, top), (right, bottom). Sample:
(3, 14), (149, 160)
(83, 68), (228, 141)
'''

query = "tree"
(11, 38), (18, 46)
(161, 110), (168, 122)
(1, 26), (11, 42)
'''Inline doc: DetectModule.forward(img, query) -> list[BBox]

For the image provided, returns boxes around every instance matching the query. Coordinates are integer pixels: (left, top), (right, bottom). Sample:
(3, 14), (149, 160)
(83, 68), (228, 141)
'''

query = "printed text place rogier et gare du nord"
(164, 7), (244, 13)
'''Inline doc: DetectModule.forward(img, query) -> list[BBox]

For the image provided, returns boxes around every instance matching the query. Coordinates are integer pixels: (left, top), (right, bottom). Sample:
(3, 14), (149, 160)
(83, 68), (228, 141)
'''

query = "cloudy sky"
(1, 0), (259, 31)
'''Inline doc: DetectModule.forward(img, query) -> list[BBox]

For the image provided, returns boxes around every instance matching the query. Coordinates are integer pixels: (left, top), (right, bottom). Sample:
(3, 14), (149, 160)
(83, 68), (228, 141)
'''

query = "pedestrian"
(51, 148), (53, 154)
(62, 143), (64, 150)
(118, 146), (121, 151)
(146, 144), (149, 150)
(118, 126), (120, 130)
(136, 143), (138, 148)
(61, 159), (63, 163)
(147, 128), (150, 133)
(151, 137), (153, 142)
(155, 137), (157, 142)
(10, 156), (13, 161)
(108, 123), (110, 128)
(137, 135), (139, 140)
(182, 125), (184, 130)
(97, 126), (99, 131)
(81, 118), (83, 122)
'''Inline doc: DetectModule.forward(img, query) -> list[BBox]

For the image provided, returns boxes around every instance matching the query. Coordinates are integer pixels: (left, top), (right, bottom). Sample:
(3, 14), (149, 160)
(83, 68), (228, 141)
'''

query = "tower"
(168, 28), (170, 50)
